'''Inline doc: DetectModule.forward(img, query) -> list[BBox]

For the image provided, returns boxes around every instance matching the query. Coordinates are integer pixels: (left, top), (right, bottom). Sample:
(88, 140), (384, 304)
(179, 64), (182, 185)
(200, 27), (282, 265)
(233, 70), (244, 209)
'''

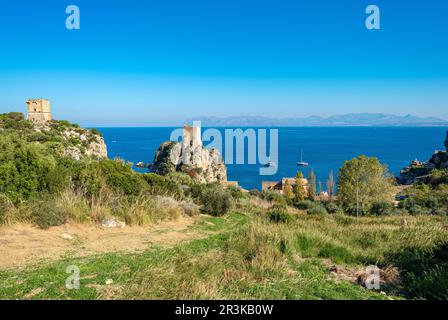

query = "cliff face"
(398, 130), (448, 185)
(151, 141), (227, 184)
(58, 126), (108, 160)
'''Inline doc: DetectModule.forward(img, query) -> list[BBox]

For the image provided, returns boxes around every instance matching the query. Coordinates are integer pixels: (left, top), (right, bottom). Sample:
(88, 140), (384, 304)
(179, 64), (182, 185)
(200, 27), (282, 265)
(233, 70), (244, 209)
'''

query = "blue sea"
(98, 127), (448, 190)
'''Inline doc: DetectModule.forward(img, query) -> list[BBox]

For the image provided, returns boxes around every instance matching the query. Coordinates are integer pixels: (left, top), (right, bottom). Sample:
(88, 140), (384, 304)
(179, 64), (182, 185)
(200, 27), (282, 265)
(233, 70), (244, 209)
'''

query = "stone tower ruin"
(26, 99), (52, 123)
(182, 122), (202, 148)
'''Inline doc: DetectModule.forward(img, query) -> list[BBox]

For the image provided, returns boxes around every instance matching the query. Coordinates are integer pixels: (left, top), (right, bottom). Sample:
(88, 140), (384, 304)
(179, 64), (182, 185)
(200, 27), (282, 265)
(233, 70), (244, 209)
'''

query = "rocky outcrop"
(34, 122), (108, 160)
(151, 141), (227, 184)
(398, 130), (448, 185)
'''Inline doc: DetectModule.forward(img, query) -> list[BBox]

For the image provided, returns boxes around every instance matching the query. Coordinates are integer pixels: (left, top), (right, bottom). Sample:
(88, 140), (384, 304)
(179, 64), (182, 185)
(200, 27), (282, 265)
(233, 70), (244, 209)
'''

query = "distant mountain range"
(187, 114), (448, 127)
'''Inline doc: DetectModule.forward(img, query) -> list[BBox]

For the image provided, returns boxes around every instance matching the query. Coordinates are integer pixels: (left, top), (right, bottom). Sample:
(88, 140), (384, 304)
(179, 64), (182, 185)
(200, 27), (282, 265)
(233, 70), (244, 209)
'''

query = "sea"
(97, 127), (448, 190)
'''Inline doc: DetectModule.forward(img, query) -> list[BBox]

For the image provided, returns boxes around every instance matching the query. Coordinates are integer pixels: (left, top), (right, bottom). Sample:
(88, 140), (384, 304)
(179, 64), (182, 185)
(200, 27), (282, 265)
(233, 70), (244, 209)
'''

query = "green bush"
(30, 198), (69, 229)
(295, 200), (315, 210)
(307, 204), (328, 215)
(98, 160), (148, 196)
(0, 132), (64, 203)
(407, 204), (431, 215)
(370, 201), (397, 216)
(90, 128), (102, 136)
(228, 185), (248, 200)
(143, 173), (182, 197)
(267, 204), (291, 223)
(262, 191), (287, 205)
(324, 201), (344, 215)
(200, 184), (232, 216)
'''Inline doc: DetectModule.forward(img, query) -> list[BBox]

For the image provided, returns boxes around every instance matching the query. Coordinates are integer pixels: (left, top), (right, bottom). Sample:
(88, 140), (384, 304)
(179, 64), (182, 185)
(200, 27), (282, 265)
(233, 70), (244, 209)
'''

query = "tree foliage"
(338, 155), (395, 213)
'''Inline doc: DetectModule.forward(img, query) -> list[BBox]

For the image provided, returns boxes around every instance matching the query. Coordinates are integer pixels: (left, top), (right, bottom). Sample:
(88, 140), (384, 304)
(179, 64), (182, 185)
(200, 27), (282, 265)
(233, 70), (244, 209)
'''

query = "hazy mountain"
(187, 114), (447, 127)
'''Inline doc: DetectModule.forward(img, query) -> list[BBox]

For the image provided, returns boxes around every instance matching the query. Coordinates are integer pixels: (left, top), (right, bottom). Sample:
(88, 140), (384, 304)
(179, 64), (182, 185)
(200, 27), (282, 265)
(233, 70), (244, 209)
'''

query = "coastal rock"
(151, 141), (227, 184)
(34, 123), (108, 160)
(398, 130), (448, 185)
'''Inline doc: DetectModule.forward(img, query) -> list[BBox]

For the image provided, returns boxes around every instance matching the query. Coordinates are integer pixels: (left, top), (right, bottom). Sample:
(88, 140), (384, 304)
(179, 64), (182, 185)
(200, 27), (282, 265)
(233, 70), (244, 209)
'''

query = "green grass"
(0, 210), (447, 300)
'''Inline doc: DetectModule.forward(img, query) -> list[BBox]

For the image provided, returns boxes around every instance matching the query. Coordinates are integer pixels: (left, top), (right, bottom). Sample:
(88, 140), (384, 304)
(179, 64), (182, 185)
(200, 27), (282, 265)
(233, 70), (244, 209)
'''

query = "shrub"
(30, 198), (69, 229)
(370, 201), (397, 216)
(179, 199), (200, 217)
(154, 196), (183, 220)
(407, 204), (431, 216)
(307, 204), (328, 215)
(324, 201), (344, 215)
(228, 185), (247, 200)
(249, 189), (261, 197)
(262, 191), (287, 205)
(90, 128), (102, 136)
(0, 132), (62, 203)
(200, 185), (232, 216)
(99, 160), (148, 196)
(295, 200), (328, 215)
(267, 204), (291, 223)
(295, 200), (315, 210)
(143, 173), (182, 198)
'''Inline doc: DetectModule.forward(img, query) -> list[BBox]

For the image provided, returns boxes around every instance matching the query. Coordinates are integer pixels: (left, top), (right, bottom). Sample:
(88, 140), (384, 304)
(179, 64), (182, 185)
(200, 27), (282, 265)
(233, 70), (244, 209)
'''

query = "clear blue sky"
(0, 0), (447, 126)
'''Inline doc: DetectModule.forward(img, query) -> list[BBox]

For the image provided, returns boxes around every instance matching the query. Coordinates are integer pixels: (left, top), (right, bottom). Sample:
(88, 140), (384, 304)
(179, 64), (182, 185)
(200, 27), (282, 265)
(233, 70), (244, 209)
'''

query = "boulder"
(151, 141), (227, 184)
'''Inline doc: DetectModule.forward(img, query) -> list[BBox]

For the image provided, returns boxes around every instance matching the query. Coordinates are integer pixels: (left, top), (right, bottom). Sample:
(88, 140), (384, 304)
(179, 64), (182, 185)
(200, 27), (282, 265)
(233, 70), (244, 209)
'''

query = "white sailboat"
(297, 149), (309, 167)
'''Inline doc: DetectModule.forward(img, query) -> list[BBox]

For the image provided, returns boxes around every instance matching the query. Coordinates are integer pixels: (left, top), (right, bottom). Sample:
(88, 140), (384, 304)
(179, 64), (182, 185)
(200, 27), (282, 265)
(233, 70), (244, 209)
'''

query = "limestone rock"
(151, 141), (227, 184)
(36, 123), (108, 160)
(398, 130), (448, 185)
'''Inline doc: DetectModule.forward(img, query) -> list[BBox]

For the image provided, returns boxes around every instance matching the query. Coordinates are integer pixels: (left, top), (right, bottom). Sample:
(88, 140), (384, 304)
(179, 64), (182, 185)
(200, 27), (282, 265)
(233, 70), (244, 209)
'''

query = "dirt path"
(0, 216), (199, 270)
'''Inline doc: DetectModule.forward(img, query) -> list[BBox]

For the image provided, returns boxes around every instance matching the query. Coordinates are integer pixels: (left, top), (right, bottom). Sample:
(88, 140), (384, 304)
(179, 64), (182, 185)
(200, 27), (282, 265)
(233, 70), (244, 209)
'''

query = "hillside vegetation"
(0, 113), (447, 300)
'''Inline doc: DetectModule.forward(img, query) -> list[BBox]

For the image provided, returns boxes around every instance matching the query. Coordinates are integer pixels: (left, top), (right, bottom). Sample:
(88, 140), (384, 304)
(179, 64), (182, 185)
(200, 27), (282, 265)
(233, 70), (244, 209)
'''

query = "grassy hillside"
(1, 113), (447, 300)
(1, 208), (447, 299)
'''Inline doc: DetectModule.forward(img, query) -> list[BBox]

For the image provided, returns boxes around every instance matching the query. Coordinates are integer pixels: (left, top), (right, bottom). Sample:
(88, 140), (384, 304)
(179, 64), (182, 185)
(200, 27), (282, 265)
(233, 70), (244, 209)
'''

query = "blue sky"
(0, 0), (447, 126)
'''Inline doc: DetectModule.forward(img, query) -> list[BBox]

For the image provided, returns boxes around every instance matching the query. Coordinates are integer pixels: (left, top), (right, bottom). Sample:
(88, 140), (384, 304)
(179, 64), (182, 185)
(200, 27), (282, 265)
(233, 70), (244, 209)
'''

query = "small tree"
(326, 170), (335, 201)
(307, 170), (317, 200)
(283, 180), (293, 199)
(293, 171), (306, 202)
(338, 155), (395, 214)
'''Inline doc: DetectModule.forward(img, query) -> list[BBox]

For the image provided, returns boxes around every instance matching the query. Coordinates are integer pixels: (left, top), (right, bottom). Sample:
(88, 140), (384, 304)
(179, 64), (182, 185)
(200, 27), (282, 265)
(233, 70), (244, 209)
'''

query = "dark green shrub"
(143, 173), (183, 198)
(262, 191), (287, 205)
(370, 201), (396, 216)
(407, 204), (431, 215)
(99, 159), (148, 196)
(31, 199), (69, 229)
(200, 185), (232, 216)
(295, 200), (328, 215)
(308, 204), (328, 215)
(90, 128), (102, 136)
(0, 132), (61, 203)
(324, 201), (344, 214)
(228, 185), (247, 200)
(267, 204), (291, 223)
(295, 200), (315, 210)
(249, 189), (261, 197)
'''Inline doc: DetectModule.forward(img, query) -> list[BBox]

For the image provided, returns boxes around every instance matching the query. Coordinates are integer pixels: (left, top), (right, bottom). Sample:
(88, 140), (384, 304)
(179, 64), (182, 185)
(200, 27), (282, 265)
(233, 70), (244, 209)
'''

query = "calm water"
(98, 127), (448, 190)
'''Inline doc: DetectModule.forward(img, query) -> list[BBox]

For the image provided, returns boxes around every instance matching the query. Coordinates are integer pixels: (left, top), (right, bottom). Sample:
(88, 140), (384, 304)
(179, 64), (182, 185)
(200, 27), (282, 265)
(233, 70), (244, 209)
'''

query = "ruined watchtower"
(182, 122), (202, 148)
(26, 99), (52, 124)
